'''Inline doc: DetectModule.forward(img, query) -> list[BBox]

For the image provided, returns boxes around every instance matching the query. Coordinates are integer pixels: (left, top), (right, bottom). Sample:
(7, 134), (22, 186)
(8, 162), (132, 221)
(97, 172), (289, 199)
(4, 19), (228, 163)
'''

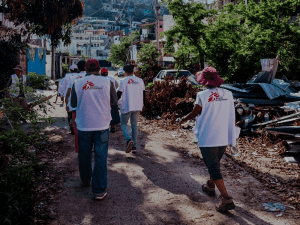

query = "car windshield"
(119, 68), (124, 71)
(165, 71), (191, 78)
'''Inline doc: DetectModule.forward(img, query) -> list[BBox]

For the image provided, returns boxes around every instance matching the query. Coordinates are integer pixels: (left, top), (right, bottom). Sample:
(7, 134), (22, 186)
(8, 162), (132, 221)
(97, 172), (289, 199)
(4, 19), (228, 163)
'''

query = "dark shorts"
(200, 146), (227, 181)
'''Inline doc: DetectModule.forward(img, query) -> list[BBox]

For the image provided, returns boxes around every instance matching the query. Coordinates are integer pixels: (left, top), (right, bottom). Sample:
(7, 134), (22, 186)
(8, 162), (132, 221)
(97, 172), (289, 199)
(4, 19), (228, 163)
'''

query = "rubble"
(142, 76), (201, 122)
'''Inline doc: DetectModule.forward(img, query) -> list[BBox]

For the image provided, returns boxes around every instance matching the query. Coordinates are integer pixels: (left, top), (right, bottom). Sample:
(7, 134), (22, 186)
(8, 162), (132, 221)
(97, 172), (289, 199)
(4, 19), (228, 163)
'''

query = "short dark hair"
(55, 81), (59, 84)
(77, 60), (86, 72)
(86, 63), (100, 72)
(123, 64), (134, 73)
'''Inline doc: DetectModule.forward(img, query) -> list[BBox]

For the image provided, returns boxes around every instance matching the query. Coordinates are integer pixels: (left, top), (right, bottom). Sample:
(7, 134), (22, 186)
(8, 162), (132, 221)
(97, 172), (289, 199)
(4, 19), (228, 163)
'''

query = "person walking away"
(70, 59), (118, 200)
(6, 65), (31, 113)
(58, 64), (78, 102)
(65, 60), (86, 150)
(117, 64), (145, 153)
(61, 64), (78, 134)
(100, 68), (120, 133)
(179, 67), (237, 212)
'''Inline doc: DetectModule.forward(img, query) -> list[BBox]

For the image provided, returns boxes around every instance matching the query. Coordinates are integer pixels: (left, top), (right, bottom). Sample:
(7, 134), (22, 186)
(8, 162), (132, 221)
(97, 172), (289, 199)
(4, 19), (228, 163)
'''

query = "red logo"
(128, 78), (134, 84)
(82, 81), (95, 90)
(208, 92), (219, 102)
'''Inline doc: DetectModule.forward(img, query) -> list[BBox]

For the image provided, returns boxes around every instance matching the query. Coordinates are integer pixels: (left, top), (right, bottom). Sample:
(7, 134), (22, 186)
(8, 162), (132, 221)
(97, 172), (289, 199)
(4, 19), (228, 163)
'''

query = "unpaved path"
(38, 93), (299, 225)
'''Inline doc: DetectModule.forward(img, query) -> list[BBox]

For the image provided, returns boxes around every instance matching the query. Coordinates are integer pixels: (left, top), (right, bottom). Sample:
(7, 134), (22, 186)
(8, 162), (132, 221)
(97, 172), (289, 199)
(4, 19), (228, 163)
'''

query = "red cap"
(86, 59), (100, 69)
(101, 68), (108, 74)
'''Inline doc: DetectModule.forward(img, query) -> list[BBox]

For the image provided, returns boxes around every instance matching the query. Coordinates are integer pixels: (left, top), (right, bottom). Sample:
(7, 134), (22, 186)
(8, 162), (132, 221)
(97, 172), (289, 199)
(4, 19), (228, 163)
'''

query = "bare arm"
(65, 88), (71, 111)
(180, 104), (202, 124)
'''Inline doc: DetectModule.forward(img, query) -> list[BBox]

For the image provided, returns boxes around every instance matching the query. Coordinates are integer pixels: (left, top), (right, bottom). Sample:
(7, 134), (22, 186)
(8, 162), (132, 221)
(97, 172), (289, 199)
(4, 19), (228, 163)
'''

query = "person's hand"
(179, 117), (185, 125)
(66, 106), (69, 112)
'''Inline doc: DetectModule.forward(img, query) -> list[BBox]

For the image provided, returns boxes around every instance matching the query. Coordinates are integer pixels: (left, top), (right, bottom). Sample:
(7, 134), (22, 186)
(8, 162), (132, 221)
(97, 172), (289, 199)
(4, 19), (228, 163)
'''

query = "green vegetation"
(0, 79), (54, 224)
(27, 72), (48, 90)
(107, 31), (140, 66)
(165, 0), (300, 82)
(137, 43), (160, 78)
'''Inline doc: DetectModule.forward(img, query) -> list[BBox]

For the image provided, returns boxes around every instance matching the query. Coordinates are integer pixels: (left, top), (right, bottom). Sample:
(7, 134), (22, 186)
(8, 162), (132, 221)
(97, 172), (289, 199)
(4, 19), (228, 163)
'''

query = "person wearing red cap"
(100, 68), (120, 133)
(70, 59), (118, 200)
(179, 67), (237, 212)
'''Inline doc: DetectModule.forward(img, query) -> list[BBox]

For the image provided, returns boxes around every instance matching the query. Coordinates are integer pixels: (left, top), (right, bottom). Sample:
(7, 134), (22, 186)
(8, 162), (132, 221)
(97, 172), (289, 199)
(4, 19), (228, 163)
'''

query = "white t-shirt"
(59, 73), (76, 97)
(106, 76), (118, 89)
(117, 75), (145, 114)
(193, 88), (237, 147)
(74, 75), (111, 131)
(67, 71), (86, 111)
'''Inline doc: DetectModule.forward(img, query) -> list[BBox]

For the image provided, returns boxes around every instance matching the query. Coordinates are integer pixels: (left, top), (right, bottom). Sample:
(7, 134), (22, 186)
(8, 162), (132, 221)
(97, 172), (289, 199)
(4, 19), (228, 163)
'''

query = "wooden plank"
(251, 112), (300, 127)
(265, 130), (296, 138)
(265, 126), (300, 134)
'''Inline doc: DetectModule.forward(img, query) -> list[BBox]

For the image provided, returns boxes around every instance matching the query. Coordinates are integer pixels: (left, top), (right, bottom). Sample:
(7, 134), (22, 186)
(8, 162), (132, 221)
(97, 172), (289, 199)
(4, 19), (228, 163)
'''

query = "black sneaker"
(132, 147), (137, 153)
(126, 139), (134, 153)
(202, 180), (216, 196)
(94, 192), (107, 200)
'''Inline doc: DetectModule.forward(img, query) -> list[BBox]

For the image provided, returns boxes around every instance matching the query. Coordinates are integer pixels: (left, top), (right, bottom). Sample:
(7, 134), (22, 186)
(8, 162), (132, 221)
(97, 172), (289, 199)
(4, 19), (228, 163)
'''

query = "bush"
(27, 72), (48, 90)
(0, 76), (53, 224)
(62, 63), (69, 75)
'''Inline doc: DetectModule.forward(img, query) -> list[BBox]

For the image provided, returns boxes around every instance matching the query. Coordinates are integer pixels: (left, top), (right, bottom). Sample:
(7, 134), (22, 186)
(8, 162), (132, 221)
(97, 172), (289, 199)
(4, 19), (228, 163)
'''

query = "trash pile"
(142, 76), (201, 123)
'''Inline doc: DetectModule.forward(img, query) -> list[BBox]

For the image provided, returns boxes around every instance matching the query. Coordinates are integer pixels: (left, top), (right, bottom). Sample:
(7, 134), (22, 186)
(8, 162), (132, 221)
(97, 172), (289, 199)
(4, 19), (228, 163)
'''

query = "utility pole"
(130, 14), (133, 60)
(51, 44), (55, 80)
(89, 34), (92, 58)
(155, 0), (161, 52)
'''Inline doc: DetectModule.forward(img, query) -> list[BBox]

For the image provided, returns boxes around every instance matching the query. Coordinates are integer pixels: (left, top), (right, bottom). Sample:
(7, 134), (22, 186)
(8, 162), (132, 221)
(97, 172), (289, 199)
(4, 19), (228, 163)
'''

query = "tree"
(165, 0), (300, 82)
(205, 0), (300, 82)
(137, 43), (160, 82)
(107, 31), (139, 67)
(4, 0), (85, 80)
(164, 0), (213, 69)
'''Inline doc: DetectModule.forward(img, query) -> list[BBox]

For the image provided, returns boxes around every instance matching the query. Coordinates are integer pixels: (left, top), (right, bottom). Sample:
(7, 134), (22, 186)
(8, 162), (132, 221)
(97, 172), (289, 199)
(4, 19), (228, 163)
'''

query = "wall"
(45, 53), (52, 78)
(27, 48), (46, 75)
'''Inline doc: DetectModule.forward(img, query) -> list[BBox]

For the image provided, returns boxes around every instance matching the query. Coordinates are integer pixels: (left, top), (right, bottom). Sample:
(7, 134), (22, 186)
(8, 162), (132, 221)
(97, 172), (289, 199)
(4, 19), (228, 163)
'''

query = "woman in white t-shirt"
(179, 67), (236, 212)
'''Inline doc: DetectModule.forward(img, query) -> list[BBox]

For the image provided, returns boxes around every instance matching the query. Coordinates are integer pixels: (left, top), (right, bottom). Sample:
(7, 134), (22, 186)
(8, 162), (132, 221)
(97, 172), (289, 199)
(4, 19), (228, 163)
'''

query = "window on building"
(77, 50), (81, 55)
(160, 24), (163, 28)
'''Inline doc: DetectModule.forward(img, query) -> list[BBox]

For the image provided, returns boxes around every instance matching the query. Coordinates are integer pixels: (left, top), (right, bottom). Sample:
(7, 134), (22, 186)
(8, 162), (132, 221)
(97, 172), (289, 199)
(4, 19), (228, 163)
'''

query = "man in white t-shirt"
(117, 64), (145, 153)
(100, 68), (120, 133)
(65, 60), (86, 150)
(179, 67), (237, 212)
(70, 59), (118, 200)
(58, 64), (78, 100)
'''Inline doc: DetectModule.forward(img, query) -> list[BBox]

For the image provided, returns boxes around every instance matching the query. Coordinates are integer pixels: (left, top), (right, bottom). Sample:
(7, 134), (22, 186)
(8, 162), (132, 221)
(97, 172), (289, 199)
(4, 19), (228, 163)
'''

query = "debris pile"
(142, 76), (201, 122)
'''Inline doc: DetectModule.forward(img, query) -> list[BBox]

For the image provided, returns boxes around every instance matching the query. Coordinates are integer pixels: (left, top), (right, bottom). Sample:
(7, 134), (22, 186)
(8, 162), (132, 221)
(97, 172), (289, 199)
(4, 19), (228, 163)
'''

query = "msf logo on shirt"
(208, 92), (219, 102)
(82, 81), (103, 90)
(128, 78), (138, 84)
(208, 91), (227, 102)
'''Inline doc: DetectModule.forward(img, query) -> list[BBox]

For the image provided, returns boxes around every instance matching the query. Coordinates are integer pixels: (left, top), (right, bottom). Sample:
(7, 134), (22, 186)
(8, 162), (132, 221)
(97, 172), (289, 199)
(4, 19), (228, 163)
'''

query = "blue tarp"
(221, 79), (300, 100)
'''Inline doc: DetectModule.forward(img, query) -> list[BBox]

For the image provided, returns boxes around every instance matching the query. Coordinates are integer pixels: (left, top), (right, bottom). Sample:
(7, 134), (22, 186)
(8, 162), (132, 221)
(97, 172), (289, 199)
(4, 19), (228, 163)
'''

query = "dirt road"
(39, 71), (299, 225)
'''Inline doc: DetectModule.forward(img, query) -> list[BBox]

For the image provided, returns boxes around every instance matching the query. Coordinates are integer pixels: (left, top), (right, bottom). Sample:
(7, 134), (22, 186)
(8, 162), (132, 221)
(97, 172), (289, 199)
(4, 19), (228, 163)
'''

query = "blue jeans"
(78, 129), (109, 194)
(120, 111), (139, 148)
